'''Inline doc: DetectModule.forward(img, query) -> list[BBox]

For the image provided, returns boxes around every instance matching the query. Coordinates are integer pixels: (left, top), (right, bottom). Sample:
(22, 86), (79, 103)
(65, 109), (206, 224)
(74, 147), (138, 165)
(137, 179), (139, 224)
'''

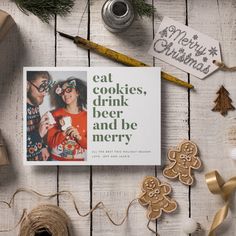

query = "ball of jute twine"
(0, 188), (159, 235)
(19, 204), (71, 236)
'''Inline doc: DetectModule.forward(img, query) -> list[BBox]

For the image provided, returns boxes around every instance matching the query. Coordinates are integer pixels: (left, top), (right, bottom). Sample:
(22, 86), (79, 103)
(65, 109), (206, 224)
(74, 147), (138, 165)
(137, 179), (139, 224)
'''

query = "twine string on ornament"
(205, 170), (236, 236)
(0, 188), (158, 235)
(213, 60), (236, 72)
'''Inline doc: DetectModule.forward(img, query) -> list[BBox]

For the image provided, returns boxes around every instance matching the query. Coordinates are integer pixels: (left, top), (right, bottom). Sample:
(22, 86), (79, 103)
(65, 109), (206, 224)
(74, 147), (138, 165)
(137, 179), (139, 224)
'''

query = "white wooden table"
(0, 0), (236, 235)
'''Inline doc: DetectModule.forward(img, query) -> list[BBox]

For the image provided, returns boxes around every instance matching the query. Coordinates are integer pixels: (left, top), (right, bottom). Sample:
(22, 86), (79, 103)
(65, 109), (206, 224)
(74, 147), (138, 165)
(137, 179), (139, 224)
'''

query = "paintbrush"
(58, 31), (193, 89)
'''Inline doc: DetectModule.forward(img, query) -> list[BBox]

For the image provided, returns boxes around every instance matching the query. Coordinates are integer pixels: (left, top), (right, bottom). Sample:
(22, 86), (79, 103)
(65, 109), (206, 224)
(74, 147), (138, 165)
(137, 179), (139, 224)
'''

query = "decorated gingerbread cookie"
(163, 140), (202, 186)
(139, 176), (177, 220)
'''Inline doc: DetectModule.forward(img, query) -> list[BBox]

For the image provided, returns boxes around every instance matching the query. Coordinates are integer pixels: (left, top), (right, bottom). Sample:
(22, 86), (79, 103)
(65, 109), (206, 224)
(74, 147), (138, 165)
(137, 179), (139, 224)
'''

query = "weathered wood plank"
(0, 1), (57, 235)
(90, 0), (155, 235)
(188, 0), (236, 235)
(56, 0), (91, 235)
(90, 0), (189, 235)
(57, 0), (89, 67)
(154, 1), (189, 235)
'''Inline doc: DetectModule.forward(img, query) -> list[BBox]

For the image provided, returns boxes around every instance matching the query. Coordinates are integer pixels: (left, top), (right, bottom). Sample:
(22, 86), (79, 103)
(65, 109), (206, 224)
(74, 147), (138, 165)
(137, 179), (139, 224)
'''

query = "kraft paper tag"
(149, 17), (221, 79)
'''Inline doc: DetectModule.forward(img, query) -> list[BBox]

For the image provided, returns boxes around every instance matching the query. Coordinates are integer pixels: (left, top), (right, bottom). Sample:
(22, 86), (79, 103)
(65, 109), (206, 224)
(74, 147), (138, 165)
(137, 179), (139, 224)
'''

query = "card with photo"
(23, 67), (161, 165)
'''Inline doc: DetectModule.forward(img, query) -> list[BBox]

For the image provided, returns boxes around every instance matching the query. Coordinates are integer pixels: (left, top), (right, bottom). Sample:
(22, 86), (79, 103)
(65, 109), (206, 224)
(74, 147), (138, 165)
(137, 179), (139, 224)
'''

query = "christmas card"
(24, 67), (161, 165)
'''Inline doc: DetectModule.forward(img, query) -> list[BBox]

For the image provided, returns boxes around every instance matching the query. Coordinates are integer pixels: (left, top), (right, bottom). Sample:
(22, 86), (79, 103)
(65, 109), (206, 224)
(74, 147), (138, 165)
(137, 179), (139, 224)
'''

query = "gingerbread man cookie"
(163, 140), (202, 186)
(139, 176), (177, 220)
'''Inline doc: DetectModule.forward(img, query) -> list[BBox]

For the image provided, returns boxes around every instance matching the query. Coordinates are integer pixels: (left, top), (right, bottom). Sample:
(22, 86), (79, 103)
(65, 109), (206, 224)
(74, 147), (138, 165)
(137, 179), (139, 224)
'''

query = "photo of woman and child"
(25, 70), (87, 163)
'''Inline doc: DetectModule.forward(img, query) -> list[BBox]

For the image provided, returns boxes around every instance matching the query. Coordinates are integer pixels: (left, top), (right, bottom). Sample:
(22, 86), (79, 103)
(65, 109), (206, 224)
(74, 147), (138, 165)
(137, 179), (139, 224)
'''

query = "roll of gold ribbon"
(19, 204), (72, 236)
(205, 170), (236, 236)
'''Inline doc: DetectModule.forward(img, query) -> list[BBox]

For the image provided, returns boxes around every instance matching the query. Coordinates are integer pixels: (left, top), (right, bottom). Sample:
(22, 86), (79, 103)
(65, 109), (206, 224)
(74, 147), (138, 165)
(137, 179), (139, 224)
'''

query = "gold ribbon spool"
(205, 170), (236, 236)
(19, 204), (72, 236)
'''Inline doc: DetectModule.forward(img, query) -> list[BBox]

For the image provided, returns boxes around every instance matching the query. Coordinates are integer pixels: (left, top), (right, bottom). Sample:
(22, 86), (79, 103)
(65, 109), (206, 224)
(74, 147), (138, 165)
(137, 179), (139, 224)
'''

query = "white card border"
(23, 67), (161, 166)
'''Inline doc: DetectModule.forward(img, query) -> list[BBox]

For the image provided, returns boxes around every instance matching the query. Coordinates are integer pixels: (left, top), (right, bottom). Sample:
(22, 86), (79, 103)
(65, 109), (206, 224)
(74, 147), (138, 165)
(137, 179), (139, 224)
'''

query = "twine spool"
(0, 187), (157, 235)
(19, 204), (72, 236)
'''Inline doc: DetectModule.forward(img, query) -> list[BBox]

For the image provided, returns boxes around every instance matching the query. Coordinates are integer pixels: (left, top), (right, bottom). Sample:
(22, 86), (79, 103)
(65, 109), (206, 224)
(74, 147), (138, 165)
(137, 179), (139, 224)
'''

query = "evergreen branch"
(132, 0), (156, 18)
(13, 0), (75, 23)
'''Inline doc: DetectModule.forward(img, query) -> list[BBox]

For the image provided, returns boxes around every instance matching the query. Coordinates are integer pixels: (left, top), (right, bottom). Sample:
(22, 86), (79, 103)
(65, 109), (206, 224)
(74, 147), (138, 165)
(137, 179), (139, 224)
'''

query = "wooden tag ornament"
(212, 85), (235, 116)
(148, 17), (221, 79)
(163, 140), (202, 186)
(139, 176), (177, 220)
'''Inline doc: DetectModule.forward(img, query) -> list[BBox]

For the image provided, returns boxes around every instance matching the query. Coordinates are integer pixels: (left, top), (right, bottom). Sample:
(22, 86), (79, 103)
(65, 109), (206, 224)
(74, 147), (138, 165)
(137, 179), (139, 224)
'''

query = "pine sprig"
(132, 0), (156, 18)
(13, 0), (75, 23)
